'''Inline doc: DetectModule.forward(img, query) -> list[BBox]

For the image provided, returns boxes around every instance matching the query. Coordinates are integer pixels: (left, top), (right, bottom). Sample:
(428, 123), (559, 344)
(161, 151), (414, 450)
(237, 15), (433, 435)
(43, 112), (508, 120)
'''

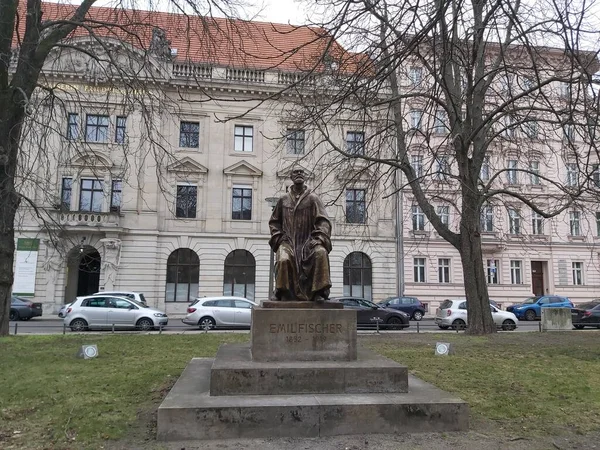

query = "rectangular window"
(85, 114), (109, 143)
(79, 179), (104, 212)
(570, 210), (581, 236)
(437, 205), (449, 227)
(531, 211), (543, 235)
(61, 177), (72, 211)
(411, 155), (423, 178)
(232, 186), (252, 220)
(409, 109), (423, 131)
(592, 165), (600, 188)
(234, 125), (254, 152)
(572, 262), (583, 285)
(486, 259), (499, 284)
(286, 129), (305, 155)
(346, 131), (364, 155)
(507, 160), (518, 184)
(346, 189), (366, 224)
(433, 110), (448, 135)
(438, 258), (450, 283)
(510, 260), (522, 284)
(67, 113), (79, 140)
(508, 208), (521, 234)
(179, 121), (200, 148)
(110, 180), (122, 211)
(175, 184), (197, 218)
(480, 158), (490, 182)
(523, 120), (539, 139)
(414, 258), (426, 283)
(115, 116), (127, 144)
(435, 156), (449, 180)
(596, 212), (600, 236)
(408, 66), (423, 86)
(529, 161), (540, 185)
(566, 163), (578, 187)
(480, 205), (494, 232)
(563, 123), (576, 142)
(412, 205), (425, 231)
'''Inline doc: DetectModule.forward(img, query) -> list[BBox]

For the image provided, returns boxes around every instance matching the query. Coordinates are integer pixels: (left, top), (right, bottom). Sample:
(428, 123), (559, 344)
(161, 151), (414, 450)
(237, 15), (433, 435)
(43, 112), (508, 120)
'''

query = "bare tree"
(0, 0), (252, 335)
(277, 0), (600, 333)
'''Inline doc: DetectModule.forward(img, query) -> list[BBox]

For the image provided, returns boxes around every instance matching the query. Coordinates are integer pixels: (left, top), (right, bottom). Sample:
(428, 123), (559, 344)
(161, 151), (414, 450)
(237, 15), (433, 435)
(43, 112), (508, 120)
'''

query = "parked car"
(92, 291), (148, 306)
(10, 296), (43, 321)
(506, 295), (573, 321)
(332, 297), (410, 329)
(182, 296), (258, 330)
(63, 295), (167, 331)
(377, 296), (426, 321)
(571, 300), (600, 329)
(57, 303), (72, 318)
(435, 299), (518, 331)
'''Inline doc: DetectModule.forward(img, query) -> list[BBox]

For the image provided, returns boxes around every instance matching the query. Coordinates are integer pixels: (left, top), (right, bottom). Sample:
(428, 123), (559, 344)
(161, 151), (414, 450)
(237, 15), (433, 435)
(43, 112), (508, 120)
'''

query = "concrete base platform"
(157, 358), (469, 441)
(210, 343), (408, 395)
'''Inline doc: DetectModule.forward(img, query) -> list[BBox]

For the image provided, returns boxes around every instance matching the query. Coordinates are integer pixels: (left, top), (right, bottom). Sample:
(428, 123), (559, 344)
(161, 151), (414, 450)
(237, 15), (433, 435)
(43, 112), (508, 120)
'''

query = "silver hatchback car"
(64, 295), (168, 331)
(182, 296), (257, 330)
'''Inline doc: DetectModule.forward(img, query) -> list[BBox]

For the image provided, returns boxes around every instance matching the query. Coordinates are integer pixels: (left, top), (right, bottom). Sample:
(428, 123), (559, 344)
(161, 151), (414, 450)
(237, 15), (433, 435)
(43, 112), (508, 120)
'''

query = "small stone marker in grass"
(435, 342), (453, 356)
(76, 345), (98, 359)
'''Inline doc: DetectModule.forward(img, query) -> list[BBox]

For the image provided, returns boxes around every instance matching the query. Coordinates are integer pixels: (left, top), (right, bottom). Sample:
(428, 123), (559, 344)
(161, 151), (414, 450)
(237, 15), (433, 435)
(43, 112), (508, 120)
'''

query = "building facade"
(11, 5), (600, 316)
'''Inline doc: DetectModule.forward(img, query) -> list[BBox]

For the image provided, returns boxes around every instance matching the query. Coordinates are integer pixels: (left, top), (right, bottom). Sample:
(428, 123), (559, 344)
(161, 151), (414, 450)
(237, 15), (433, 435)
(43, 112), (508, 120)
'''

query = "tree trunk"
(459, 201), (496, 335)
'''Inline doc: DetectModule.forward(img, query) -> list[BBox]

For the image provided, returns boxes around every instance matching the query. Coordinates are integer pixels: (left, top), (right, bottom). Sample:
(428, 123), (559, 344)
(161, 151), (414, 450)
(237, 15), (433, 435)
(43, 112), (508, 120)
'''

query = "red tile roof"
(12, 2), (362, 72)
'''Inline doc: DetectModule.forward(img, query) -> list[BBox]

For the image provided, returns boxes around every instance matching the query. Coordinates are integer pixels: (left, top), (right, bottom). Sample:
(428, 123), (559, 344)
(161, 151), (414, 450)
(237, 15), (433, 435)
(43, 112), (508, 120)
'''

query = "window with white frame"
(529, 161), (540, 185)
(572, 262), (583, 285)
(433, 109), (448, 135)
(480, 205), (494, 232)
(569, 210), (581, 236)
(507, 160), (518, 184)
(438, 258), (450, 283)
(592, 164), (600, 188)
(508, 208), (521, 234)
(565, 163), (578, 186)
(412, 205), (425, 231)
(437, 205), (449, 227)
(346, 131), (365, 155)
(502, 115), (516, 138)
(85, 114), (109, 143)
(234, 125), (254, 152)
(596, 212), (600, 236)
(563, 123), (576, 143)
(523, 120), (539, 139)
(346, 189), (366, 224)
(414, 258), (426, 282)
(61, 177), (72, 211)
(175, 184), (197, 218)
(110, 180), (122, 212)
(409, 109), (423, 131)
(408, 66), (423, 86)
(510, 260), (522, 284)
(486, 259), (499, 284)
(79, 179), (104, 212)
(232, 186), (252, 220)
(411, 155), (423, 178)
(531, 211), (543, 235)
(179, 121), (200, 148)
(115, 116), (127, 144)
(66, 113), (79, 140)
(286, 129), (305, 155)
(480, 157), (490, 182)
(435, 156), (449, 180)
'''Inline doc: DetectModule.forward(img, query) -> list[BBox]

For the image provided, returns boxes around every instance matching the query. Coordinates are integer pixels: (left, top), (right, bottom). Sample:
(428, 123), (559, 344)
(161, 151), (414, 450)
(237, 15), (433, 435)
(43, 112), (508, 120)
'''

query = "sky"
(250, 0), (308, 25)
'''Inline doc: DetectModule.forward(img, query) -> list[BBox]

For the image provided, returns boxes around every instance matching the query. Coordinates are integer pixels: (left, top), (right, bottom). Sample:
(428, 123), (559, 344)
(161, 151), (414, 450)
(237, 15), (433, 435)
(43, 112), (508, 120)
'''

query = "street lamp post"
(265, 197), (280, 299)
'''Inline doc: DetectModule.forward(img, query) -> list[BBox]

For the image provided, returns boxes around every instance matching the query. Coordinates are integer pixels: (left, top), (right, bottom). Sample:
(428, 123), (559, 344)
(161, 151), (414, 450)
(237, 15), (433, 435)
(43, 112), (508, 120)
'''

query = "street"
(7, 317), (549, 335)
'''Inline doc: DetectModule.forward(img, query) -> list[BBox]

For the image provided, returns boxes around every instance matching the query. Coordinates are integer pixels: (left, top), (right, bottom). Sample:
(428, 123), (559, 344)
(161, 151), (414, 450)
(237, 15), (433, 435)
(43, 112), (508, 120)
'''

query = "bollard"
(14, 322), (18, 335)
(63, 324), (66, 335)
(376, 319), (380, 334)
(159, 323), (163, 335)
(112, 323), (115, 333)
(538, 321), (542, 332)
(417, 321), (420, 333)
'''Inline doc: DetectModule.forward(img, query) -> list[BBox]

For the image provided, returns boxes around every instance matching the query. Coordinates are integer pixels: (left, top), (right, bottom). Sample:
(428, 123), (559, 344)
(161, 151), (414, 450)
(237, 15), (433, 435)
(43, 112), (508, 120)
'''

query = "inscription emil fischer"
(269, 323), (344, 334)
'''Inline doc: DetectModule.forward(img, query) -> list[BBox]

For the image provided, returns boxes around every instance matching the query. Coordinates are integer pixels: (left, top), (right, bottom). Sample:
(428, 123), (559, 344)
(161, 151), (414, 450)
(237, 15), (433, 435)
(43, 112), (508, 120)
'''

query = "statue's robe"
(268, 187), (332, 301)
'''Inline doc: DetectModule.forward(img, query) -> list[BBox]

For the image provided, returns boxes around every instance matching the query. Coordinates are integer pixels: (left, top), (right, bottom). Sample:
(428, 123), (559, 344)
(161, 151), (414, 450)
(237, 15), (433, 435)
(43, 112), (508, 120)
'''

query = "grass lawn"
(1, 331), (599, 449)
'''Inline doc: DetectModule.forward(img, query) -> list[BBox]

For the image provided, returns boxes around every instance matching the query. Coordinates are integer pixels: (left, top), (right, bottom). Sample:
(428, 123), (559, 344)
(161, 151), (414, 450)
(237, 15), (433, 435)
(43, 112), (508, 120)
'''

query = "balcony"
(52, 211), (121, 228)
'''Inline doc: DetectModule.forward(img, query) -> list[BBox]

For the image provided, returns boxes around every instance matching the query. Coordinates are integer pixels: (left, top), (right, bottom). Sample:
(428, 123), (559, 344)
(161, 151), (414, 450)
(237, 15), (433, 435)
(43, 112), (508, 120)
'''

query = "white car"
(64, 295), (168, 331)
(435, 299), (518, 331)
(182, 296), (258, 330)
(92, 291), (148, 306)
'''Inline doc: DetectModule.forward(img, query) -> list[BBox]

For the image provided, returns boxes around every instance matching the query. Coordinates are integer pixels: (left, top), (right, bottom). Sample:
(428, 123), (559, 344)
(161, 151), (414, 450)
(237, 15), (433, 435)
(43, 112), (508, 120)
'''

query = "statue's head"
(290, 168), (306, 185)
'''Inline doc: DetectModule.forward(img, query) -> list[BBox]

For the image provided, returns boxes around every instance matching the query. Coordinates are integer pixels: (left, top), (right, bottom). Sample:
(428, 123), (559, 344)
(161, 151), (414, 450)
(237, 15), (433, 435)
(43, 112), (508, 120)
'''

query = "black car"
(332, 297), (410, 329)
(377, 296), (426, 321)
(571, 301), (600, 329)
(10, 296), (43, 321)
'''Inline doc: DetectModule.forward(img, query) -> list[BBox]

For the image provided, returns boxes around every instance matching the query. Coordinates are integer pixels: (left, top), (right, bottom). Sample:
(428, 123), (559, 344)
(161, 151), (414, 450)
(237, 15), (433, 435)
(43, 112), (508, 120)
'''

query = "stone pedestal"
(157, 302), (469, 441)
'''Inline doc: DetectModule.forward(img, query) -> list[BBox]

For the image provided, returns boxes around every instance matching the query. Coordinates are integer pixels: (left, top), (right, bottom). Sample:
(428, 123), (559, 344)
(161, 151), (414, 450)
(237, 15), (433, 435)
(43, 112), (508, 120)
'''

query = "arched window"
(343, 252), (372, 300)
(166, 248), (199, 302)
(223, 250), (256, 300)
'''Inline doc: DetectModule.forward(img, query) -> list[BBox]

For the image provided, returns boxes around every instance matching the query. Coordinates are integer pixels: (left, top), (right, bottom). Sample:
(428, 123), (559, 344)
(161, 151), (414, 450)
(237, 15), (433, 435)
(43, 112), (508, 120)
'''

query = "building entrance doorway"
(65, 246), (101, 302)
(531, 261), (545, 296)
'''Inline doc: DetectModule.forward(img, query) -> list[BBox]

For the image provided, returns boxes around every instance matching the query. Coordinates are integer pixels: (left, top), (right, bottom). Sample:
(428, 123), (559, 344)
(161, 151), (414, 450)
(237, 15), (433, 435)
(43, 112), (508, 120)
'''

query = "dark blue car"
(507, 295), (573, 321)
(377, 296), (426, 321)
(10, 296), (43, 321)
